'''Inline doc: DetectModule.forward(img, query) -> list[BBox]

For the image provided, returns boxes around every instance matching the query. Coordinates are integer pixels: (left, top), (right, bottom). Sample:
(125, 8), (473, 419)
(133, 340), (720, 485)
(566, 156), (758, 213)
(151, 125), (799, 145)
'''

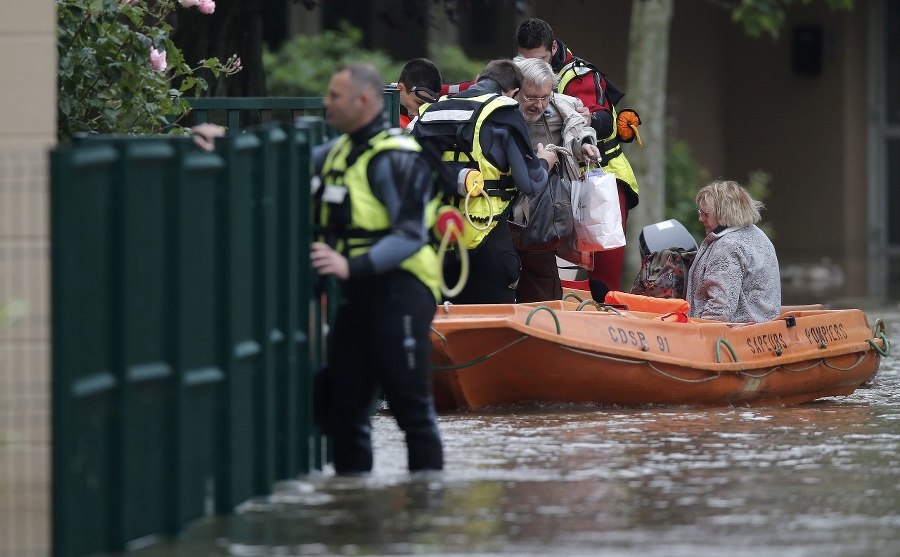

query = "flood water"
(137, 302), (900, 557)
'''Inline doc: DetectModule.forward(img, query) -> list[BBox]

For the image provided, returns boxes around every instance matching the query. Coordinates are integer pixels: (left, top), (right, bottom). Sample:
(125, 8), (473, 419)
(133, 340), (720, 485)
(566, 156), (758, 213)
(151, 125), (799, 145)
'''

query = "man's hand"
(191, 123), (226, 152)
(576, 105), (591, 125)
(582, 143), (601, 162)
(311, 242), (349, 280)
(535, 143), (559, 168)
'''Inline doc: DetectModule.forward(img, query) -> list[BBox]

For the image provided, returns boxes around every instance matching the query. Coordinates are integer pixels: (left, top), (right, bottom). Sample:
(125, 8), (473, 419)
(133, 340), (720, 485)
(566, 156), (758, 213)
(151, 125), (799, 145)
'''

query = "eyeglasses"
(521, 94), (552, 105)
(697, 209), (710, 218)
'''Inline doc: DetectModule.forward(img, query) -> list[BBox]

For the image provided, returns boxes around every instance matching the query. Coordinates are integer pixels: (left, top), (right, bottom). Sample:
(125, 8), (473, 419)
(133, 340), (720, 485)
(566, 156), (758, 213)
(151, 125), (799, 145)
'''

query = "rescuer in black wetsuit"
(311, 63), (443, 475)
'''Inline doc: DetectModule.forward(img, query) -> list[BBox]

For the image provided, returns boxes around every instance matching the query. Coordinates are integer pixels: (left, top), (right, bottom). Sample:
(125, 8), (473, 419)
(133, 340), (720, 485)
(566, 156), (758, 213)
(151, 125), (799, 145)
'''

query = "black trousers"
(442, 213), (521, 304)
(322, 270), (443, 474)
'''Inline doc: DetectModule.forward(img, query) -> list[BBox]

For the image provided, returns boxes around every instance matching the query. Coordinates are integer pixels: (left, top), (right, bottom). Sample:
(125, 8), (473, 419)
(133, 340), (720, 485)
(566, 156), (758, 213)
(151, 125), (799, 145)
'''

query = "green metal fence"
(185, 87), (402, 134)
(50, 119), (328, 557)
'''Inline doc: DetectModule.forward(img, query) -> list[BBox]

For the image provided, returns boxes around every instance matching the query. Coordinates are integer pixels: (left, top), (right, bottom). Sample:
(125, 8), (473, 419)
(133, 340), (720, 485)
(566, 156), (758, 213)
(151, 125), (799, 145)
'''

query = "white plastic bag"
(571, 167), (626, 251)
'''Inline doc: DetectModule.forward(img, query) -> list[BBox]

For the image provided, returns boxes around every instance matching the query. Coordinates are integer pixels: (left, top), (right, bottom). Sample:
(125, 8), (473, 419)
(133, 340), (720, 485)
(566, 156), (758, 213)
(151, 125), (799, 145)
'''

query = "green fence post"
(292, 116), (331, 471)
(214, 132), (263, 513)
(167, 138), (227, 532)
(51, 144), (120, 557)
(274, 122), (302, 479)
(383, 85), (402, 128)
(251, 124), (287, 493)
(112, 138), (178, 548)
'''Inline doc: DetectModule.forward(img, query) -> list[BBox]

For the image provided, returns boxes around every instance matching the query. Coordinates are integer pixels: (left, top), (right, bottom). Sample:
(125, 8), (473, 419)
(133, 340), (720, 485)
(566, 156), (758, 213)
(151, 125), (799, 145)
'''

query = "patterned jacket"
(686, 225), (781, 323)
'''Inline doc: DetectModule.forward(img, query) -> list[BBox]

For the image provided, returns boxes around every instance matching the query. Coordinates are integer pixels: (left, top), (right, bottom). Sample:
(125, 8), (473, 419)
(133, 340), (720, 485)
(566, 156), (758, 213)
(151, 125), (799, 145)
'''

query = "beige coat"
(549, 93), (597, 162)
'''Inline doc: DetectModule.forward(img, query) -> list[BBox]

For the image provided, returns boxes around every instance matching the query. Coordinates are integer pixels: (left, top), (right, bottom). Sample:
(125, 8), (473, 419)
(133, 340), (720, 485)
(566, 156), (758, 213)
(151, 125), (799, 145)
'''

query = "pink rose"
(150, 47), (167, 72)
(197, 0), (215, 14)
(178, 0), (200, 7)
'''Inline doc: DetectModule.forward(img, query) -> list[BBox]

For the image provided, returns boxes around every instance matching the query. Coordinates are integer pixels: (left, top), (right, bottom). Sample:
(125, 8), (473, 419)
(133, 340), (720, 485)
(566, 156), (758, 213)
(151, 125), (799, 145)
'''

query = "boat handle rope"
(562, 292), (583, 303)
(742, 351), (870, 376)
(435, 334), (876, 380)
(431, 334), (529, 370)
(660, 352), (875, 381)
(715, 338), (738, 363)
(576, 299), (625, 316)
(867, 332), (891, 357)
(558, 345), (722, 383)
(658, 352), (874, 381)
(647, 362), (721, 383)
(525, 305), (561, 335)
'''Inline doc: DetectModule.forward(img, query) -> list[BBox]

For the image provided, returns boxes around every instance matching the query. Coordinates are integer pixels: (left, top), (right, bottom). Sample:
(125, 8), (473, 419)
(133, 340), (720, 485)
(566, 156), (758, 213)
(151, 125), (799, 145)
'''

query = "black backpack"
(413, 92), (523, 199)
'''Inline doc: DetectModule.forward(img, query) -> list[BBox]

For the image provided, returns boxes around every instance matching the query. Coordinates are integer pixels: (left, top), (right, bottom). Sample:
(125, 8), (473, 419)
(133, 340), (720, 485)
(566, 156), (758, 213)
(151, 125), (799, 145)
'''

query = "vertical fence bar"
(215, 132), (263, 513)
(274, 123), (301, 479)
(289, 121), (316, 474)
(112, 139), (178, 548)
(51, 144), (119, 557)
(383, 85), (402, 127)
(251, 125), (285, 493)
(293, 116), (330, 471)
(167, 139), (227, 531)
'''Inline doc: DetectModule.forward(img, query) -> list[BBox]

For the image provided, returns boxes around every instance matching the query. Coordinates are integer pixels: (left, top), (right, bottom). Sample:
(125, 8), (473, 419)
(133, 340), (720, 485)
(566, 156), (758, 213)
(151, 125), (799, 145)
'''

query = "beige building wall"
(1, 1), (56, 556)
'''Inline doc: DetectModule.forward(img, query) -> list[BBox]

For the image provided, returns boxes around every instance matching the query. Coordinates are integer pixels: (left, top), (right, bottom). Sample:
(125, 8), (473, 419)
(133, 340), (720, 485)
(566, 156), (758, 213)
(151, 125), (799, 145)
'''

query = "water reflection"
(139, 306), (900, 556)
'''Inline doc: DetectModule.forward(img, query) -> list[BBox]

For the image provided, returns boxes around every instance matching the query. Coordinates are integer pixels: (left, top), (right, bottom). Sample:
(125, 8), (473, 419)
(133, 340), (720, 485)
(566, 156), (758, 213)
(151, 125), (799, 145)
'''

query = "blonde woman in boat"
(687, 180), (781, 323)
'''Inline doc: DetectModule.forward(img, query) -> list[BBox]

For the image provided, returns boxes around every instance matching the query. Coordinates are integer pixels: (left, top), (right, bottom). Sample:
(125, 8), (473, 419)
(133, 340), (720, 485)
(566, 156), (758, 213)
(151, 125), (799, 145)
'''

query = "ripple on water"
(135, 307), (900, 557)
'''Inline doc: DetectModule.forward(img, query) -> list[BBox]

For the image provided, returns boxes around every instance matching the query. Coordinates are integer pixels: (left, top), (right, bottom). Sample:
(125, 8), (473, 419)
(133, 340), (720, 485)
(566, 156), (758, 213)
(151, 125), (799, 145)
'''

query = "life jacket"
(556, 53), (639, 204)
(557, 56), (623, 160)
(414, 92), (519, 249)
(319, 128), (441, 300)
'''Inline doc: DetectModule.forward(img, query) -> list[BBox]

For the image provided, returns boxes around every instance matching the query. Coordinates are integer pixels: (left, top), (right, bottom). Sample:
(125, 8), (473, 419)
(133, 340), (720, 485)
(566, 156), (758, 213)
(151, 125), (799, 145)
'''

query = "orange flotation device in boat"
(605, 290), (689, 317)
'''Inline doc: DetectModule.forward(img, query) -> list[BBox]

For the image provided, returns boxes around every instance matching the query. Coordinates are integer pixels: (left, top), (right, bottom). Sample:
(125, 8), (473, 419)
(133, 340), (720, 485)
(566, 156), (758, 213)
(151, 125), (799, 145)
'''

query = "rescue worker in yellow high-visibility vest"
(517, 17), (641, 302)
(311, 63), (443, 475)
(413, 59), (558, 304)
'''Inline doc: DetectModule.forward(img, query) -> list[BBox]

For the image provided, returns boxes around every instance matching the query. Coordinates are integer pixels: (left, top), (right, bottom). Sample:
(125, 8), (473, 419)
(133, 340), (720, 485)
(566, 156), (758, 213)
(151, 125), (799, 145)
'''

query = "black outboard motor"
(638, 219), (698, 258)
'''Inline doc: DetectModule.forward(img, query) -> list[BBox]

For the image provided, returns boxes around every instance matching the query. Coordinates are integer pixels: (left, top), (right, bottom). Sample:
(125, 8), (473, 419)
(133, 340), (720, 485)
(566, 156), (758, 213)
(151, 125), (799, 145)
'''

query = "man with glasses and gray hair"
(516, 17), (641, 303)
(512, 56), (601, 302)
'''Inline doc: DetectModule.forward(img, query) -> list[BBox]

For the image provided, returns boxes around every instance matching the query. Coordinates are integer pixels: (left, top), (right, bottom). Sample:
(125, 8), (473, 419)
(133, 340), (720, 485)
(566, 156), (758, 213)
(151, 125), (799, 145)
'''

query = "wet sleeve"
(590, 110), (615, 142)
(347, 151), (435, 277)
(480, 116), (549, 197)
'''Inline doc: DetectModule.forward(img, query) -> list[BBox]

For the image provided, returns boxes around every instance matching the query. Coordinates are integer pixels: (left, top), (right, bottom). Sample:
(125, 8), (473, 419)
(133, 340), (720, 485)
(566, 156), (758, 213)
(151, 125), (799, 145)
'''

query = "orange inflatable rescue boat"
(429, 293), (890, 412)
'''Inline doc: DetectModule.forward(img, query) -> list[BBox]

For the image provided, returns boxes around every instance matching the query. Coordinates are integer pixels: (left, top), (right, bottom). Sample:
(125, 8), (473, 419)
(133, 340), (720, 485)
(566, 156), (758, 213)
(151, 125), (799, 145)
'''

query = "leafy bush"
(264, 23), (403, 97)
(665, 139), (710, 240)
(57, 0), (241, 142)
(664, 139), (773, 240)
(263, 23), (488, 96)
(428, 44), (488, 83)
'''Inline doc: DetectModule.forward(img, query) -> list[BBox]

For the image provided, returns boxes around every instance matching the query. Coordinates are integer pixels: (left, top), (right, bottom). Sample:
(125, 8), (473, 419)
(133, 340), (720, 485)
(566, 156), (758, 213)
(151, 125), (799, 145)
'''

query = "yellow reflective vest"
(557, 60), (639, 203)
(319, 128), (441, 300)
(416, 93), (519, 249)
